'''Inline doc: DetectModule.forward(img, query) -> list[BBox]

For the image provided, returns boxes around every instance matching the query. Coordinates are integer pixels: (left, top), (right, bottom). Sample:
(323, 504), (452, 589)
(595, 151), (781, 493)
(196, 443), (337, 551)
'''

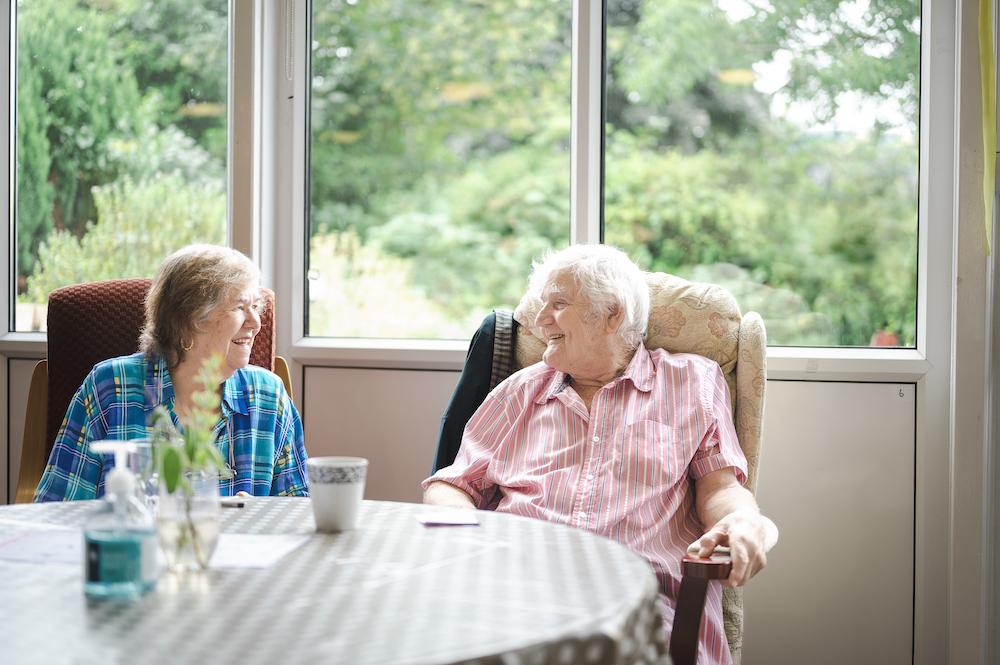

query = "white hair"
(528, 244), (649, 350)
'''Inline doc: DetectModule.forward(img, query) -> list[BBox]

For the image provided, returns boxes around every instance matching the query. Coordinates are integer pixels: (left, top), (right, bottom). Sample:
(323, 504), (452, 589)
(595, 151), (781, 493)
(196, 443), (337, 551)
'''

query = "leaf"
(161, 446), (182, 494)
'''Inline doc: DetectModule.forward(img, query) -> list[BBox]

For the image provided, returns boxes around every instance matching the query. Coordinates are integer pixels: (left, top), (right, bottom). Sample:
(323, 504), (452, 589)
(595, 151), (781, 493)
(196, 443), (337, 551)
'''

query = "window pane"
(603, 0), (919, 347)
(308, 0), (572, 339)
(14, 0), (229, 332)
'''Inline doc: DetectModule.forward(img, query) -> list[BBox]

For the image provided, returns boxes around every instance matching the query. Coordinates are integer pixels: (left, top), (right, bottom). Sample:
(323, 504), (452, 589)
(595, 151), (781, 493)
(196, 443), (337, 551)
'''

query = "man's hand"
(423, 480), (477, 509)
(689, 509), (770, 587)
(692, 468), (777, 587)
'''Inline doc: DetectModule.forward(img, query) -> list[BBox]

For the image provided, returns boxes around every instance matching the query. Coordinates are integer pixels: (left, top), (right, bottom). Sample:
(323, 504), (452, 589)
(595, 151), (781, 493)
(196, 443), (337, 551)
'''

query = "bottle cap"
(91, 440), (138, 498)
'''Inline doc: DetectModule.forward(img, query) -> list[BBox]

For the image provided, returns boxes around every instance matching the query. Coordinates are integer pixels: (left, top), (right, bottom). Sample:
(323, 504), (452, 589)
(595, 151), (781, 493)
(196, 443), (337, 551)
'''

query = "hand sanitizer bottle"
(83, 441), (159, 598)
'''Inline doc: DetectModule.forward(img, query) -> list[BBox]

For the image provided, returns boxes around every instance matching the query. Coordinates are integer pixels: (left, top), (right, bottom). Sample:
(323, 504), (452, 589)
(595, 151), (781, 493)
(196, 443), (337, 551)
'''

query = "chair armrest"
(274, 355), (293, 401)
(682, 552), (733, 579)
(15, 360), (48, 504)
(673, 516), (777, 665)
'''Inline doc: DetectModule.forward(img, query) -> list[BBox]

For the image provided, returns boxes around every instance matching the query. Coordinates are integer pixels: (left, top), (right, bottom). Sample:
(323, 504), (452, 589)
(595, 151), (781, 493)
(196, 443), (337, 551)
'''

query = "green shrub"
(25, 175), (225, 304)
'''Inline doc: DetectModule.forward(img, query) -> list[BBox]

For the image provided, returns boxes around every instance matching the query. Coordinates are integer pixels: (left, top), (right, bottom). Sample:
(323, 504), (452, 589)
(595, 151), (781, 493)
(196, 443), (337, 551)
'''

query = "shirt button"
(592, 436), (600, 443)
(586, 473), (594, 481)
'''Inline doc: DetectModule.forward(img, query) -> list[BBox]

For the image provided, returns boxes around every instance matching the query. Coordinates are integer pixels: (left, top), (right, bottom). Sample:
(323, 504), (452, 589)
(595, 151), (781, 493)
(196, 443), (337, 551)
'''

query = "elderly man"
(422, 244), (771, 665)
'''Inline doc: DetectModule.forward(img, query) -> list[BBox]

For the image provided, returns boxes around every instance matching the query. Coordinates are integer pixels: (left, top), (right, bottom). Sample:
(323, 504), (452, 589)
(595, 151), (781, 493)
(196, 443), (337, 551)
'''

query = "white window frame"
(0, 0), (259, 349)
(276, 0), (943, 382)
(268, 2), (978, 663)
(0, 0), (990, 661)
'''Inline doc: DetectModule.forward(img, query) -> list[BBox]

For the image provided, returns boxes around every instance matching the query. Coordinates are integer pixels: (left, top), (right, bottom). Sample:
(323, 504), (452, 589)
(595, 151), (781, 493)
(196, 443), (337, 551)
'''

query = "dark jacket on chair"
(433, 310), (517, 472)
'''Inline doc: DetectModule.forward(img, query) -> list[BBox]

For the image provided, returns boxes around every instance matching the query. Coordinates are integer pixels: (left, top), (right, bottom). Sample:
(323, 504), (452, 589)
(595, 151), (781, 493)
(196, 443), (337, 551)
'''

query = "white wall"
(303, 367), (460, 502)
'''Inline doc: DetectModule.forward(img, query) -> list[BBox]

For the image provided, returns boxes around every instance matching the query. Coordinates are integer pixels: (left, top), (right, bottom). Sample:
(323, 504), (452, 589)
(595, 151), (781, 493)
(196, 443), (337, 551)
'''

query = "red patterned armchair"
(14, 278), (291, 504)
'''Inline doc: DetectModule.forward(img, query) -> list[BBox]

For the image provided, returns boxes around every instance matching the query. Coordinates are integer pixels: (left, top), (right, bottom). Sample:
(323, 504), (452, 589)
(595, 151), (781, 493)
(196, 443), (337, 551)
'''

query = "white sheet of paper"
(0, 529), (81, 566)
(209, 533), (310, 569)
(414, 509), (480, 526)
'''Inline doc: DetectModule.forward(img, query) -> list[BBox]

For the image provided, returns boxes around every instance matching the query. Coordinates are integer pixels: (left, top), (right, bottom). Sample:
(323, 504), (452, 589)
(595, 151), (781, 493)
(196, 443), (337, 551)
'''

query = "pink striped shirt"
(423, 347), (746, 665)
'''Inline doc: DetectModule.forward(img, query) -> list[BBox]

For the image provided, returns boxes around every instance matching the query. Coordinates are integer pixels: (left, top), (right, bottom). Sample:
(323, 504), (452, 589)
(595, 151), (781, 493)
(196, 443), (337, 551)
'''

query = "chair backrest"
(44, 278), (279, 450)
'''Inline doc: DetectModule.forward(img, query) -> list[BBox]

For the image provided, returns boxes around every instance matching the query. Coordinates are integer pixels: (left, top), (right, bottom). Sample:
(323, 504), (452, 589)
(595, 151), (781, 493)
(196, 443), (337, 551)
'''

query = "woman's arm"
(269, 385), (309, 497)
(34, 373), (106, 501)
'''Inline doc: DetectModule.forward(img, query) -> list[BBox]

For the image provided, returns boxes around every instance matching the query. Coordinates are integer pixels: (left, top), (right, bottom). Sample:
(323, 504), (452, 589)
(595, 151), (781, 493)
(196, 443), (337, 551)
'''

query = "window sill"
(289, 336), (469, 371)
(0, 332), (931, 381)
(287, 337), (931, 380)
(0, 332), (47, 357)
(765, 347), (928, 382)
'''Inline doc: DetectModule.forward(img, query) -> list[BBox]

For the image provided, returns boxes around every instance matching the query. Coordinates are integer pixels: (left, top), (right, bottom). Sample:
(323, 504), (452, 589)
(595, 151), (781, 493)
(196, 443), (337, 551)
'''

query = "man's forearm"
(691, 469), (772, 586)
(423, 480), (477, 508)
(697, 482), (759, 528)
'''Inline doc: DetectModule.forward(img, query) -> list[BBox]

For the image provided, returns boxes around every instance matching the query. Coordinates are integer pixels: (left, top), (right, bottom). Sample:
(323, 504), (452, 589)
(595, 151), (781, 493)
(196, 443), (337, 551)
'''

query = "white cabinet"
(744, 381), (915, 665)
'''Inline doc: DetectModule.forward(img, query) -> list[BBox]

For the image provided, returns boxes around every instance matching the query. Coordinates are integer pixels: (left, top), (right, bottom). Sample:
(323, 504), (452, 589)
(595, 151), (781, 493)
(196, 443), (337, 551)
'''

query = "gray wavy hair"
(527, 244), (649, 350)
(139, 244), (260, 367)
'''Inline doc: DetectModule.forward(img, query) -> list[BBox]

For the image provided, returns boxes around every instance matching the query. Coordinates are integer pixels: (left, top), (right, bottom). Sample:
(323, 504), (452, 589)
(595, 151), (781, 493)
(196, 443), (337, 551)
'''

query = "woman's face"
(187, 287), (263, 378)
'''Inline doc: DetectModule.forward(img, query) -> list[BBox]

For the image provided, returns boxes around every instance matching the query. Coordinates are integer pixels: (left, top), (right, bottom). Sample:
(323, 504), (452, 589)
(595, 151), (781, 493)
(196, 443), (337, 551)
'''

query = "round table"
(0, 498), (670, 665)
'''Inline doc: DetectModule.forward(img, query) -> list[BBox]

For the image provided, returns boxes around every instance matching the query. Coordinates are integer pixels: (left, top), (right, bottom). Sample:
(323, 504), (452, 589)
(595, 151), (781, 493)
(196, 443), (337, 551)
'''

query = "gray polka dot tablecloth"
(0, 499), (671, 665)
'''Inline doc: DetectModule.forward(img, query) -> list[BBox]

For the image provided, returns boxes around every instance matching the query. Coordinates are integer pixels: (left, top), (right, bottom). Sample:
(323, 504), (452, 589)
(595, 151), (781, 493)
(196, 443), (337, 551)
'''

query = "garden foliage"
(17, 0), (919, 346)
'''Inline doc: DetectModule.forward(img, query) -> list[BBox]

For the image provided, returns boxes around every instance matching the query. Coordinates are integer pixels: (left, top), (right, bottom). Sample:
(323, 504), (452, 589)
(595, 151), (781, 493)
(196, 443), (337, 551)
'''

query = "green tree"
(298, 0), (921, 345)
(110, 0), (228, 160)
(25, 175), (225, 303)
(309, 0), (571, 235)
(750, 0), (920, 126)
(602, 0), (919, 345)
(15, 0), (143, 278)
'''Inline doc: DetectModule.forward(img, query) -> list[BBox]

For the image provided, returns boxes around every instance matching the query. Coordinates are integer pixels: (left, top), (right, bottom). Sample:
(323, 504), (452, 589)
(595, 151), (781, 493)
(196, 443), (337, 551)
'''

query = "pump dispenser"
(83, 441), (159, 598)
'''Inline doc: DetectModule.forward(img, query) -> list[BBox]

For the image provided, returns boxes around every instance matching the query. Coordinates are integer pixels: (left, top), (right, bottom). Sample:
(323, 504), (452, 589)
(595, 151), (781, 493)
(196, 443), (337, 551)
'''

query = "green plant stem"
(183, 488), (209, 569)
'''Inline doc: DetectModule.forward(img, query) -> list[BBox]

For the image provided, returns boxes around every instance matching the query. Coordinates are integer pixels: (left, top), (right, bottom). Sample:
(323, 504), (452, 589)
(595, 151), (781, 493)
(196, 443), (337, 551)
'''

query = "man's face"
(534, 272), (618, 380)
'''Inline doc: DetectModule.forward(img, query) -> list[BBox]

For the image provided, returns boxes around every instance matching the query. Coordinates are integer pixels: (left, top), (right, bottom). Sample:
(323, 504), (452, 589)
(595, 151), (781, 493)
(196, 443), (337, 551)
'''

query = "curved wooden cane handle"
(681, 552), (733, 579)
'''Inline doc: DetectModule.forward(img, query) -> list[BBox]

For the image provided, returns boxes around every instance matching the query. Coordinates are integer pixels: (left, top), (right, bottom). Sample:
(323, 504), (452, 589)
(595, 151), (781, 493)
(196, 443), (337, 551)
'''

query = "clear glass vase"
(156, 468), (221, 572)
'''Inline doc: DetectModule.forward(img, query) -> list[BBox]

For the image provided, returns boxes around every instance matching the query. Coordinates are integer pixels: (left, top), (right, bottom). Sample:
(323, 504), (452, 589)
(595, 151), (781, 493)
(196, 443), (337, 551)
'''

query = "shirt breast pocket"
(614, 419), (685, 491)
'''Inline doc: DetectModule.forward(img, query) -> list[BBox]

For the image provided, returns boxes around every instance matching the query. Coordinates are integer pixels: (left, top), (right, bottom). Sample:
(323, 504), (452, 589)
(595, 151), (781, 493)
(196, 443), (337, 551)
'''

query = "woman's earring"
(182, 339), (194, 352)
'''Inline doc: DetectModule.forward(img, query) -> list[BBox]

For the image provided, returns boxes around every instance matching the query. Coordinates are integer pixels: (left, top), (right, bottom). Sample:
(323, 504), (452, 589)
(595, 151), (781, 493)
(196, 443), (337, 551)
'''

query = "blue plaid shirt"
(34, 352), (309, 501)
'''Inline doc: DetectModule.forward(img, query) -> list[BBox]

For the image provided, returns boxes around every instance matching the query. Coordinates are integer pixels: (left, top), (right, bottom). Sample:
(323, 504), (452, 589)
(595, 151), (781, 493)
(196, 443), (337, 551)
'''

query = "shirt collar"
(143, 354), (174, 412)
(535, 347), (655, 404)
(222, 368), (250, 416)
(536, 370), (572, 404)
(621, 347), (656, 392)
(142, 354), (249, 417)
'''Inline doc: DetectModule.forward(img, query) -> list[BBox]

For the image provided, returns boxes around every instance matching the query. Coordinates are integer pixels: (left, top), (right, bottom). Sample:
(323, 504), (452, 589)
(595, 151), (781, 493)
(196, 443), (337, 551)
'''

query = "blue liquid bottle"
(84, 441), (159, 598)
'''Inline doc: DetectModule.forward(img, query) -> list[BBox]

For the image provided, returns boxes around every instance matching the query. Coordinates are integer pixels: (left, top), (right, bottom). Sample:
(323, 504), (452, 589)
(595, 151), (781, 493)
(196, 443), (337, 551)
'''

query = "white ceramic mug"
(306, 457), (368, 532)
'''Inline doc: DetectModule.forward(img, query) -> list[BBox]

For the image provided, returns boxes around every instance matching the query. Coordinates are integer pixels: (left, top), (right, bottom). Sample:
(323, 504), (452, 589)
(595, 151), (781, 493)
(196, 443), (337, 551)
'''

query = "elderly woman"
(34, 244), (308, 501)
(423, 244), (771, 665)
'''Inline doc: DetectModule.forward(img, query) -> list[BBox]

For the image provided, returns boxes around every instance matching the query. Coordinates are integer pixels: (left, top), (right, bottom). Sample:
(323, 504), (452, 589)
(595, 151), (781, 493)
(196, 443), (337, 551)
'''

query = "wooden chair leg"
(671, 575), (708, 665)
(670, 554), (732, 665)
